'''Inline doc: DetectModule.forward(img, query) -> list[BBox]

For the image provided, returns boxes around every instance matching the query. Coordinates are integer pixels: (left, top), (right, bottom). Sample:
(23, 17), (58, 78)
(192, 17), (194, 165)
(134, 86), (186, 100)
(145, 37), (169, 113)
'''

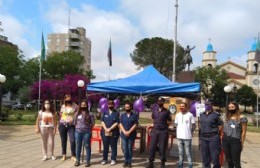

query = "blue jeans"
(75, 131), (92, 163)
(101, 134), (119, 161)
(177, 139), (193, 168)
(121, 138), (134, 164)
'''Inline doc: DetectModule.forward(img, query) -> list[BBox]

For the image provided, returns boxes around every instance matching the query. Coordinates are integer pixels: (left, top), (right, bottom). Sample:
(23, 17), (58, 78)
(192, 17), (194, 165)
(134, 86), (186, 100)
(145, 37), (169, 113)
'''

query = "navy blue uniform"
(199, 111), (223, 168)
(101, 110), (120, 161)
(149, 107), (172, 163)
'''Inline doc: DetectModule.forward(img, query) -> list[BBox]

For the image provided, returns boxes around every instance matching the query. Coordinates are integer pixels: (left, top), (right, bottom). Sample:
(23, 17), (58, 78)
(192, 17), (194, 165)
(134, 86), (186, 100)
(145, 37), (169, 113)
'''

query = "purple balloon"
(100, 103), (108, 113)
(99, 97), (108, 106)
(133, 97), (144, 113)
(114, 99), (120, 109)
(189, 101), (200, 117)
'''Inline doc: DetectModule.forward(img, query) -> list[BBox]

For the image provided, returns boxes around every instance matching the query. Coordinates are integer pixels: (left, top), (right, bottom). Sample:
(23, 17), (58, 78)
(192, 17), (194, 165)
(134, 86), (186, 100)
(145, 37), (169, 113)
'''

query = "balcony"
(70, 41), (80, 46)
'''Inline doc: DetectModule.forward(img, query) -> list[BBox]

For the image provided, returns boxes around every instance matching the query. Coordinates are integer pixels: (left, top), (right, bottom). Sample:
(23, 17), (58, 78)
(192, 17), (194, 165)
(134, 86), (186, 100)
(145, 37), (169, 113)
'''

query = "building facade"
(47, 27), (91, 71)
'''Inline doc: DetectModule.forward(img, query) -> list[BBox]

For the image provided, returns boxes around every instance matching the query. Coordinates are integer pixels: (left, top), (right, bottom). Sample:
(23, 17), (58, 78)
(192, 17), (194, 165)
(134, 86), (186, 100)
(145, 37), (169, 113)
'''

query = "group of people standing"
(35, 95), (247, 168)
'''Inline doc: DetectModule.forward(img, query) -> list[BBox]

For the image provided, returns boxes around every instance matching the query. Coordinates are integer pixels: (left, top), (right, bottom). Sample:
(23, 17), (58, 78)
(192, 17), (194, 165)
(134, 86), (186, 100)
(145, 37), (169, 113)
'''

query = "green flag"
(41, 32), (46, 61)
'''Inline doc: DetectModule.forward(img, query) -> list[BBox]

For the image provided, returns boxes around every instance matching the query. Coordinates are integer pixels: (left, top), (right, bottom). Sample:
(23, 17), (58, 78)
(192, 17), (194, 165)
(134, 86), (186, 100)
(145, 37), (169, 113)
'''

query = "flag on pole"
(107, 39), (112, 66)
(41, 32), (46, 61)
(255, 34), (260, 63)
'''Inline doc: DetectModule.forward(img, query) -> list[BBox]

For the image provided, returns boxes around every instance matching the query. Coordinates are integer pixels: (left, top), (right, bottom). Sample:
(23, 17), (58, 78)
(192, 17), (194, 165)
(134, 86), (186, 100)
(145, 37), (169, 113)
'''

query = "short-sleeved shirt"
(75, 112), (95, 133)
(120, 112), (138, 139)
(152, 107), (172, 130)
(224, 117), (248, 139)
(39, 110), (55, 128)
(175, 111), (195, 139)
(59, 104), (78, 125)
(101, 110), (120, 137)
(199, 111), (223, 134)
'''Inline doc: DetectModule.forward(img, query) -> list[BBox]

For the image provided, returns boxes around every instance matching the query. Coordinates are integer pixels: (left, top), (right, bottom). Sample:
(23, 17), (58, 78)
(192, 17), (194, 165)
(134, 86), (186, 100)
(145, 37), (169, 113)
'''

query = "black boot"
(160, 162), (165, 168)
(145, 161), (154, 168)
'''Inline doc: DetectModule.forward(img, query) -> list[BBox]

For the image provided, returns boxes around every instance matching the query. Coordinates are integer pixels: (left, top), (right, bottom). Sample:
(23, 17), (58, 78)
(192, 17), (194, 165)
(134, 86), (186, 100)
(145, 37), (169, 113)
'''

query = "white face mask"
(44, 104), (50, 110)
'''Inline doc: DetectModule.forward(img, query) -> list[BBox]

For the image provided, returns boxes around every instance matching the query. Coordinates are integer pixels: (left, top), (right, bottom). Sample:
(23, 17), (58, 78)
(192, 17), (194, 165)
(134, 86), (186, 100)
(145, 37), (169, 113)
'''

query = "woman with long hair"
(35, 99), (57, 161)
(74, 100), (95, 167)
(58, 94), (78, 162)
(222, 102), (247, 168)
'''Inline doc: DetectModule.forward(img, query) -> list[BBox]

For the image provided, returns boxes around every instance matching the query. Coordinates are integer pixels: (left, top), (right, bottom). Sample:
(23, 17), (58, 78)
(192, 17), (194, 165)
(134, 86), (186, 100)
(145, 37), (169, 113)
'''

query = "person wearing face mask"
(222, 102), (247, 168)
(199, 101), (223, 168)
(119, 102), (138, 168)
(74, 100), (95, 167)
(146, 97), (172, 168)
(174, 102), (196, 168)
(58, 94), (78, 162)
(100, 99), (120, 165)
(35, 99), (57, 161)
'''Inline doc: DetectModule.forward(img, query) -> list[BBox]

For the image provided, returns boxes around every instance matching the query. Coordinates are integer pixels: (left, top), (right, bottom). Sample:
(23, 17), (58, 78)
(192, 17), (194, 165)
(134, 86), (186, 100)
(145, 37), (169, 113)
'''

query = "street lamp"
(224, 85), (232, 109)
(77, 80), (85, 104)
(0, 74), (6, 117)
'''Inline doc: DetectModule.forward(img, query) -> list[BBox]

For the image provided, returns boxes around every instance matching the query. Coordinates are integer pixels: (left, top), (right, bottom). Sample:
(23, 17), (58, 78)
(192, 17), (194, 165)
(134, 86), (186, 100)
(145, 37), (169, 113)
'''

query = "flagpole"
(38, 59), (42, 111)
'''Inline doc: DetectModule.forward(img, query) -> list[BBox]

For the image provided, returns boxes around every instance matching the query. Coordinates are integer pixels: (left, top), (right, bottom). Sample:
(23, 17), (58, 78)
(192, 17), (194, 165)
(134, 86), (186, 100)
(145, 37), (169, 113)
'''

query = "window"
(56, 38), (60, 43)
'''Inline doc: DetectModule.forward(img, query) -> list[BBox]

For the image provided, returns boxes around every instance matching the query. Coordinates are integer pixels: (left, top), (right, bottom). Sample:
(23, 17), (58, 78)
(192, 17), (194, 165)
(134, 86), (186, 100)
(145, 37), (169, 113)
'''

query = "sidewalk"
(0, 124), (259, 168)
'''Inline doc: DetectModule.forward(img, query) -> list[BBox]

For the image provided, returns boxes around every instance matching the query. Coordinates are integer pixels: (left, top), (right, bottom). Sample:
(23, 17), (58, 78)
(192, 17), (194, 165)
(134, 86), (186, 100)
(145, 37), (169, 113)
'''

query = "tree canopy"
(130, 37), (185, 78)
(236, 85), (257, 111)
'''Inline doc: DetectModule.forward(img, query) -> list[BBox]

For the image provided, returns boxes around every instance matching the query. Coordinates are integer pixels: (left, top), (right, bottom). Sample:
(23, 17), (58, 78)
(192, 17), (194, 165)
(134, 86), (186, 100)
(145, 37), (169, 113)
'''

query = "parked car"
(11, 102), (25, 110)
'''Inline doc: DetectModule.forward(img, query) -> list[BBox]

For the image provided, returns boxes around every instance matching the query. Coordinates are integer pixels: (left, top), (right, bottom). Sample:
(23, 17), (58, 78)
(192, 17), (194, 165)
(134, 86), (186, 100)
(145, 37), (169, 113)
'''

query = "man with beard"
(101, 99), (120, 165)
(146, 97), (172, 168)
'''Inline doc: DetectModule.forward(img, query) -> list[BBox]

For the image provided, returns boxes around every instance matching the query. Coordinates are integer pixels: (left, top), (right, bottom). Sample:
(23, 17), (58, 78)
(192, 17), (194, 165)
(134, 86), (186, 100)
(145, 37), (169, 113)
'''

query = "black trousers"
(149, 129), (169, 162)
(58, 123), (76, 156)
(222, 136), (241, 168)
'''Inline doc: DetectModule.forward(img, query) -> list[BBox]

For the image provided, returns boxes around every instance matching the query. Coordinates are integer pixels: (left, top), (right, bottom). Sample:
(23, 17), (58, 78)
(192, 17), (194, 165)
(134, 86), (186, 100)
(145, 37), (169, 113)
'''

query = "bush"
(14, 112), (23, 121)
(0, 107), (14, 121)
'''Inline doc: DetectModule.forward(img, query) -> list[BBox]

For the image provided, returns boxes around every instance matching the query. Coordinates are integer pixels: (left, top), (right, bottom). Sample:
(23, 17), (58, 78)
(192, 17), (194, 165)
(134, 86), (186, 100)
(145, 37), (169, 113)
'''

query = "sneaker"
(145, 161), (154, 168)
(123, 163), (128, 167)
(42, 155), (47, 161)
(128, 163), (132, 168)
(61, 155), (66, 161)
(111, 160), (116, 165)
(85, 162), (91, 167)
(51, 155), (56, 160)
(75, 161), (80, 166)
(160, 162), (165, 168)
(101, 160), (107, 165)
(71, 156), (77, 162)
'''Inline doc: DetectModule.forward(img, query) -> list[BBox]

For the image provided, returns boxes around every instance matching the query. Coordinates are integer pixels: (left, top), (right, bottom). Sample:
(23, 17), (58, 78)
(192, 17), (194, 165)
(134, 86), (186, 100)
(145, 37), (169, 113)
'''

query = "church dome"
(251, 41), (257, 51)
(206, 43), (214, 52)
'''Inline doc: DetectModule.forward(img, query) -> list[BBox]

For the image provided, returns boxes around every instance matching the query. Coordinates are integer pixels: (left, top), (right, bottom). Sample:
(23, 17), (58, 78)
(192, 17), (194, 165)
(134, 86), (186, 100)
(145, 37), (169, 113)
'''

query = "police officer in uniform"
(146, 97), (172, 168)
(199, 101), (223, 168)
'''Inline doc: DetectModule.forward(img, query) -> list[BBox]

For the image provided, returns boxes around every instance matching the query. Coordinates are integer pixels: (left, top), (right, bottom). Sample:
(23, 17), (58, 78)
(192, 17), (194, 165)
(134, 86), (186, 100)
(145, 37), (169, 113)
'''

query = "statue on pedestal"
(183, 45), (195, 71)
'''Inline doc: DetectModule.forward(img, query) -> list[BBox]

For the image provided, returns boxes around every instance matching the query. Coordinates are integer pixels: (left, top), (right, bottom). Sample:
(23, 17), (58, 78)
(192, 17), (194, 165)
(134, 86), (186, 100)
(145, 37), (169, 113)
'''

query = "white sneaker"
(42, 155), (47, 161)
(111, 160), (116, 165)
(51, 155), (56, 160)
(101, 160), (107, 165)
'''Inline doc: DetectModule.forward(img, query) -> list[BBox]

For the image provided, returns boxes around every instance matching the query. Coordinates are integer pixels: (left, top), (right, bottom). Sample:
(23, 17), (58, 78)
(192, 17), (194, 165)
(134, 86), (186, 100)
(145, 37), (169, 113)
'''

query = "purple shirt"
(152, 107), (172, 130)
(75, 112), (95, 133)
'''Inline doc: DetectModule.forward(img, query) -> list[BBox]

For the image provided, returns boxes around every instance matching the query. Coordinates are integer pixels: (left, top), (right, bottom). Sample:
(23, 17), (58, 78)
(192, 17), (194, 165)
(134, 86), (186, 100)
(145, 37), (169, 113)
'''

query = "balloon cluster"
(99, 97), (120, 113)
(189, 101), (199, 117)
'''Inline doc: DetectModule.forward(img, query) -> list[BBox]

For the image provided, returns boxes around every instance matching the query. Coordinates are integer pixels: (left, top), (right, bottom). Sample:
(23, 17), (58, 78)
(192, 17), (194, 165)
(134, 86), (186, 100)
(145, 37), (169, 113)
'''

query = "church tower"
(246, 40), (258, 89)
(202, 40), (217, 67)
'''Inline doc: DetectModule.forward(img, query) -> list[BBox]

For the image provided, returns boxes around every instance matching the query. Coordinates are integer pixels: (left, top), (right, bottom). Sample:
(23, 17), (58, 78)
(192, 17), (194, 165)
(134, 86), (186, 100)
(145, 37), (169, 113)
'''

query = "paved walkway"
(0, 124), (259, 168)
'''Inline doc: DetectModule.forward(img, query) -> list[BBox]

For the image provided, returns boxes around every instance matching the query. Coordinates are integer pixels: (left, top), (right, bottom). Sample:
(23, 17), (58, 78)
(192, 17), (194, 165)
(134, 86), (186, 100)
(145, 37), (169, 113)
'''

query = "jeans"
(177, 139), (193, 168)
(101, 134), (119, 161)
(222, 136), (241, 168)
(149, 129), (168, 162)
(200, 135), (221, 168)
(58, 123), (76, 156)
(75, 131), (92, 163)
(121, 138), (135, 164)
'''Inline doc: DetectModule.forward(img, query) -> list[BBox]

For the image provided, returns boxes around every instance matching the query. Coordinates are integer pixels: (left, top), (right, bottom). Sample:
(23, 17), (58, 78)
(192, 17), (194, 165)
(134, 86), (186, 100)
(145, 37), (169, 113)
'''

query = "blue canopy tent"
(87, 65), (200, 97)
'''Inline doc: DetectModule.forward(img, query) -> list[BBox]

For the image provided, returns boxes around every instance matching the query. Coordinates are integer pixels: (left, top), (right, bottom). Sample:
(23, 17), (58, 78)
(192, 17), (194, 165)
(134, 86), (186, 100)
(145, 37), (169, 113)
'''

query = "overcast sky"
(0, 0), (259, 81)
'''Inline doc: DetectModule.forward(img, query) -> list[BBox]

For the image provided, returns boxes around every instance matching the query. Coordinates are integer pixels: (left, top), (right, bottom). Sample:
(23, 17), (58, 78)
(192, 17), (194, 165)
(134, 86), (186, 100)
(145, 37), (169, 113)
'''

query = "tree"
(43, 50), (87, 80)
(195, 66), (229, 107)
(0, 45), (24, 95)
(236, 85), (257, 112)
(20, 57), (40, 86)
(130, 37), (185, 78)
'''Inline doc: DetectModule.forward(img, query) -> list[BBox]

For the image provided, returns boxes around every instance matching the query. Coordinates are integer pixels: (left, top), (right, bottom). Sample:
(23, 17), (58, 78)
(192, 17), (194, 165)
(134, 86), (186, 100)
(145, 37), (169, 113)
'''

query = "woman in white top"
(35, 99), (57, 161)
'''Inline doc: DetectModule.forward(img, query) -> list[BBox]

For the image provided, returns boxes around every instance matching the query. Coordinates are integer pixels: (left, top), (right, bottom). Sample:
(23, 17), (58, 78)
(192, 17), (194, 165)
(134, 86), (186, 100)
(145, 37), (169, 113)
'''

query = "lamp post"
(0, 74), (6, 117)
(224, 85), (232, 109)
(77, 80), (85, 104)
(233, 84), (237, 102)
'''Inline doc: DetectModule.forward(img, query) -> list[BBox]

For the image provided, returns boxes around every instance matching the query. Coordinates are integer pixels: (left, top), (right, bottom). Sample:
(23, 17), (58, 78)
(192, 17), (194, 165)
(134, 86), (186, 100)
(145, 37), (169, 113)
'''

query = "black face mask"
(65, 100), (72, 105)
(125, 109), (131, 113)
(81, 107), (88, 111)
(228, 109), (236, 114)
(109, 107), (114, 110)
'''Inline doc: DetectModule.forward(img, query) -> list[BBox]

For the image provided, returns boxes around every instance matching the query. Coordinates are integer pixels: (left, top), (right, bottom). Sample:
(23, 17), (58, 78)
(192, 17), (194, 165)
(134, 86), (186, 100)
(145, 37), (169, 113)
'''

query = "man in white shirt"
(174, 102), (196, 168)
